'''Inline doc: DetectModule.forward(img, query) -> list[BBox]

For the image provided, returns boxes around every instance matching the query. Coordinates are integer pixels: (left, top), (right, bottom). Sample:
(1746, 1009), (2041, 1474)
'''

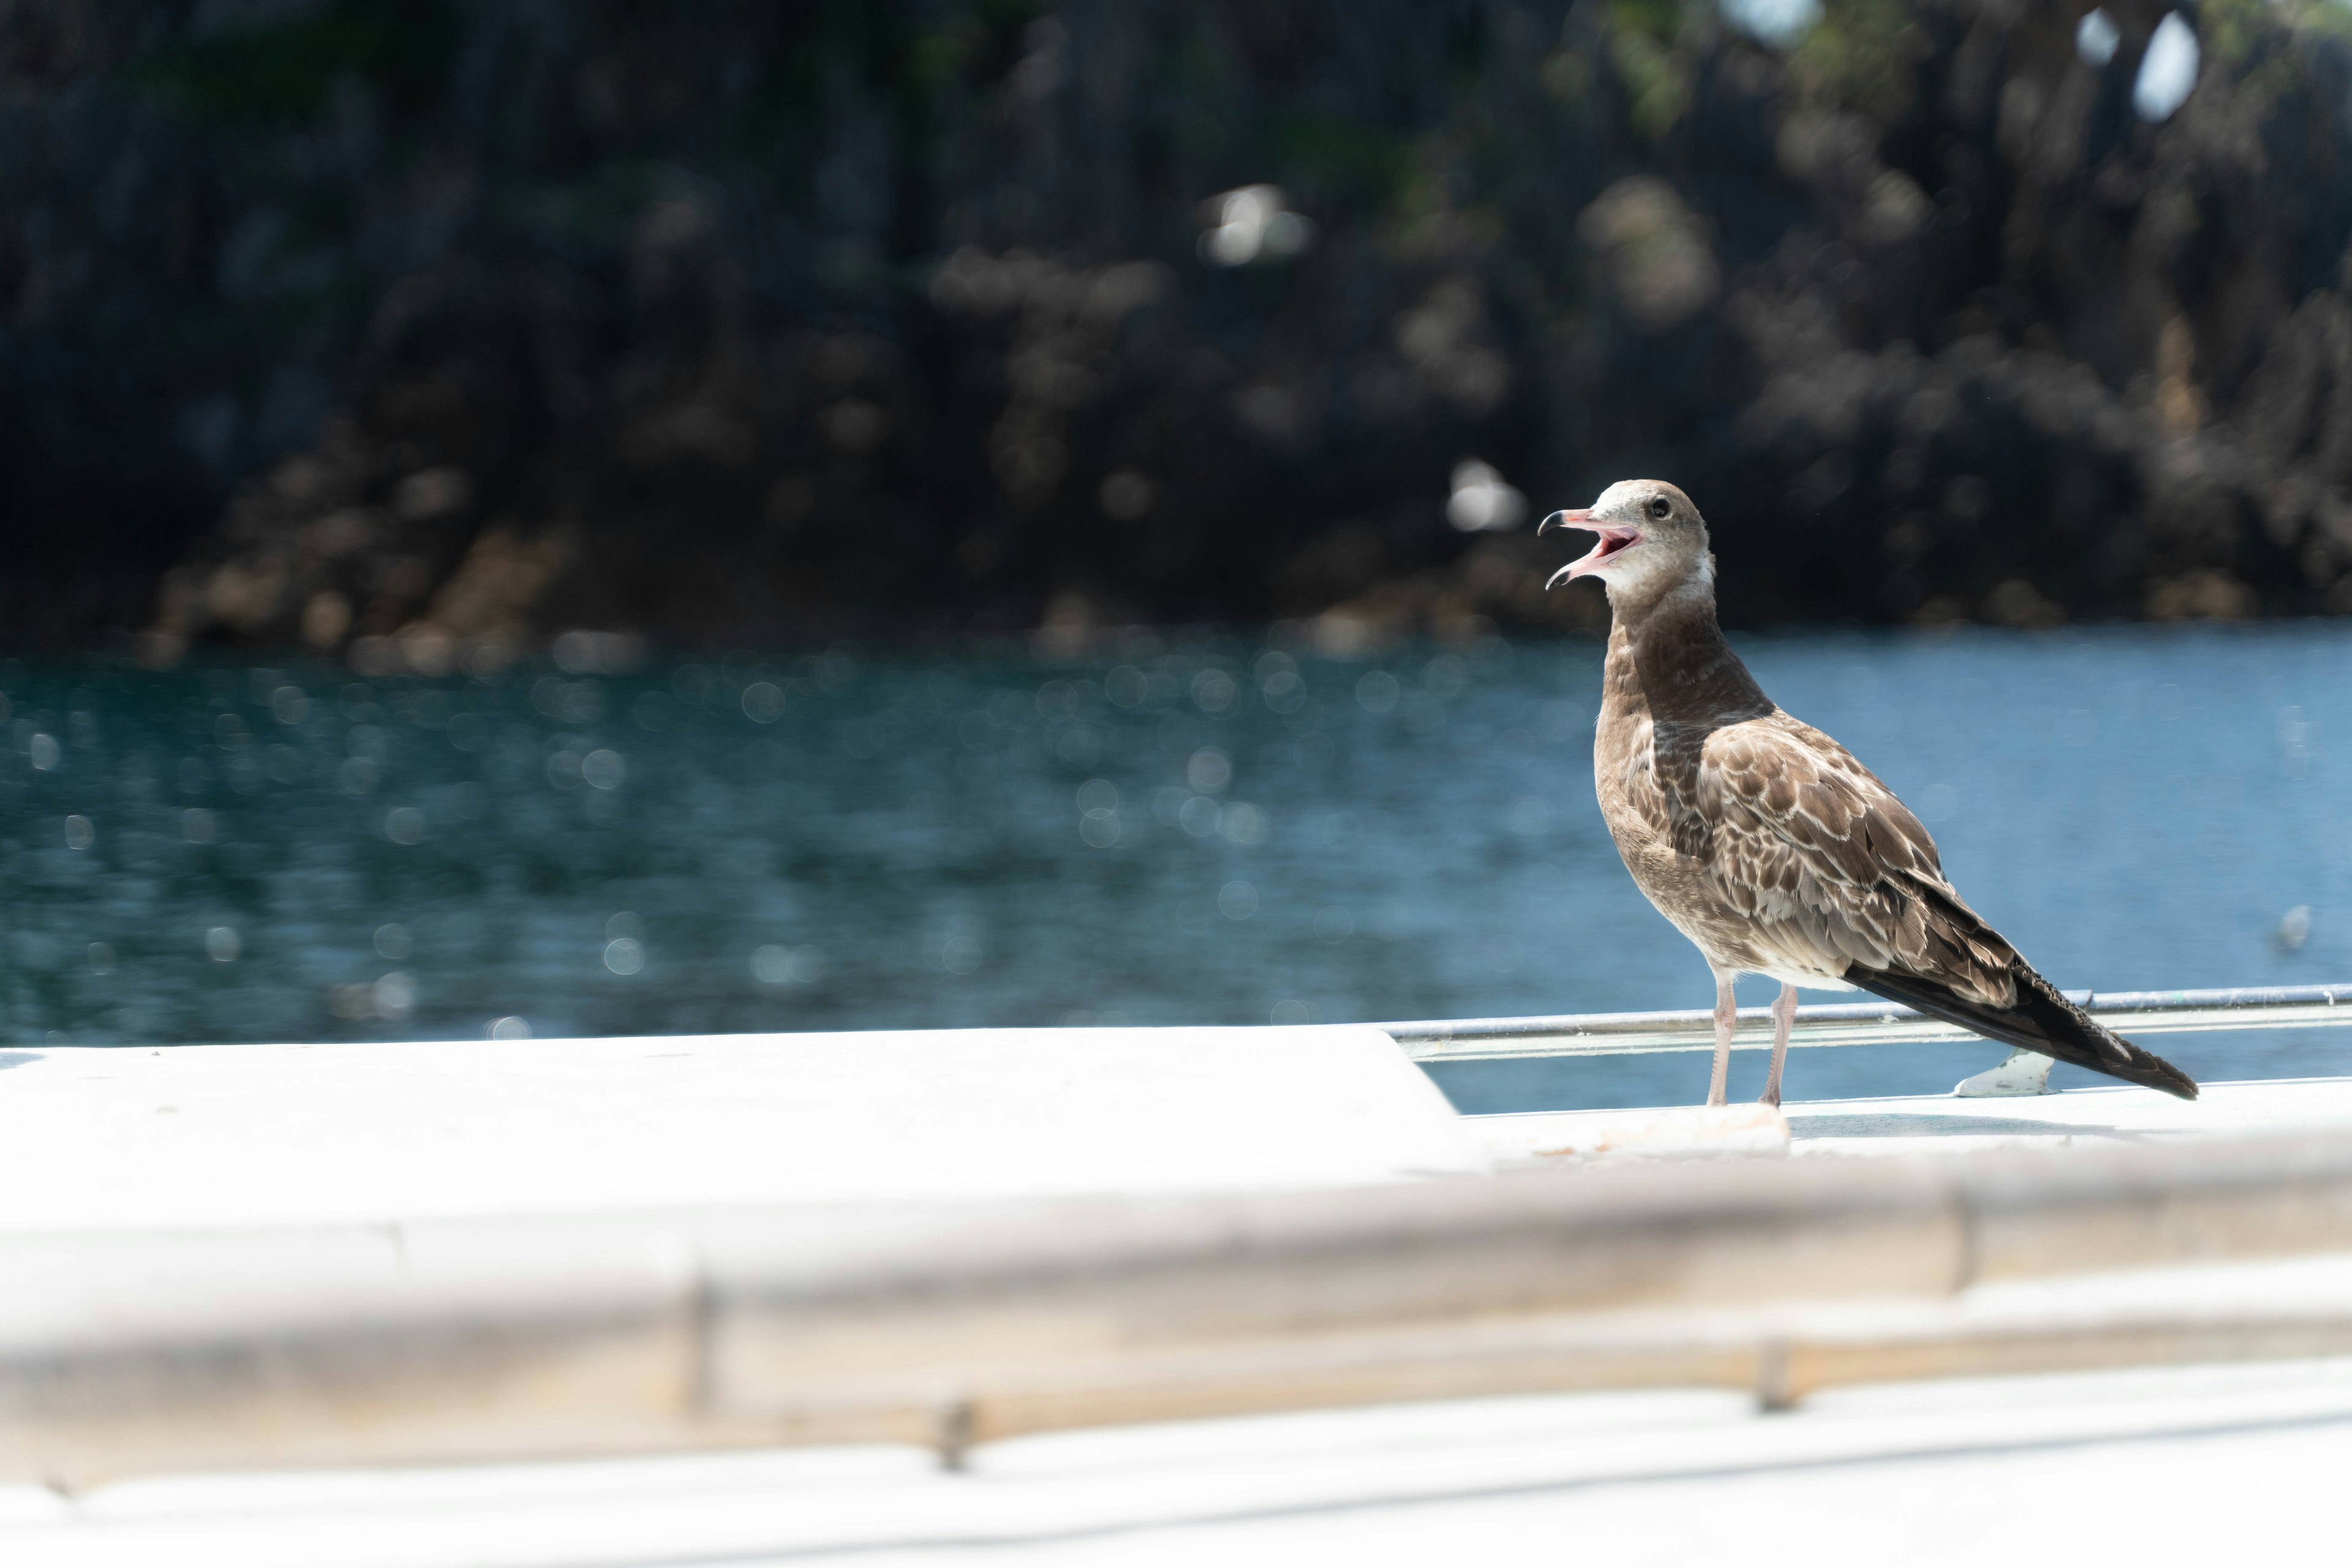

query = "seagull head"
(1539, 480), (1708, 596)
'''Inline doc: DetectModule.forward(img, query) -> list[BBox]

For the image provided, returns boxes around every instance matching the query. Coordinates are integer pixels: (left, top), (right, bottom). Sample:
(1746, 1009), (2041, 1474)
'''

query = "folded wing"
(1691, 715), (2197, 1099)
(1694, 715), (2015, 1000)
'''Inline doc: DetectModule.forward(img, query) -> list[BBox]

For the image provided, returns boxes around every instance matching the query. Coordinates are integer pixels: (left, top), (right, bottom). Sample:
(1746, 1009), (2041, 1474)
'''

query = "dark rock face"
(2, 0), (2350, 656)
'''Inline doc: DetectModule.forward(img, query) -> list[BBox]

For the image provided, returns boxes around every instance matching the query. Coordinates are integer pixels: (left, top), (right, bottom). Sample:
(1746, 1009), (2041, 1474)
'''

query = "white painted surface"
(21, 1027), (2352, 1236)
(7, 1340), (2352, 1564)
(0, 1027), (1483, 1231)
(1790, 1074), (2352, 1158)
(12, 1038), (2352, 1556)
(1462, 1101), (1788, 1164)
(1472, 1075), (2352, 1166)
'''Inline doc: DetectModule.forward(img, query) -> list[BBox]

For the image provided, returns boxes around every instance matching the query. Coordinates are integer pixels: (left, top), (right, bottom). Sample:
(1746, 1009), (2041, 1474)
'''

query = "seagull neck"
(1605, 576), (1773, 725)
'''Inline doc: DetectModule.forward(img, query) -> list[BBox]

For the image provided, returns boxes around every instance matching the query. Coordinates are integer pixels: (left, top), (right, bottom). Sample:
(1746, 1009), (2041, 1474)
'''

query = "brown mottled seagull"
(1540, 480), (2198, 1107)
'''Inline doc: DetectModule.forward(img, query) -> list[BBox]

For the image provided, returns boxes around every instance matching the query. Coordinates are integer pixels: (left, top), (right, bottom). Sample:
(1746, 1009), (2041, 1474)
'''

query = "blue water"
(1, 624), (2346, 1110)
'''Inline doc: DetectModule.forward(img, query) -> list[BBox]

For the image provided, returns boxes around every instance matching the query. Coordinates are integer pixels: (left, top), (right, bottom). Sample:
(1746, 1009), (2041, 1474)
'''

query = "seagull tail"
(1846, 962), (2199, 1101)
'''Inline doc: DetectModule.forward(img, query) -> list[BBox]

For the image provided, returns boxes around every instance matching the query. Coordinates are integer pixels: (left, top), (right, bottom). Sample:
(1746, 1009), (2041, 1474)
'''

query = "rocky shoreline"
(2, 0), (2348, 660)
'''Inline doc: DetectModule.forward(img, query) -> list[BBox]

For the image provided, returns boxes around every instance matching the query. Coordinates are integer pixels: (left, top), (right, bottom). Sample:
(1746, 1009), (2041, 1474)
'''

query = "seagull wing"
(1692, 713), (2198, 1100)
(1692, 714), (2013, 995)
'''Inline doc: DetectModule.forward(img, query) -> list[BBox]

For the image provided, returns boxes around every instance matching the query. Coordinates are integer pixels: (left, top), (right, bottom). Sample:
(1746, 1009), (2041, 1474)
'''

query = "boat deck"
(9, 1022), (2352, 1564)
(10, 1352), (2352, 1566)
(1470, 1074), (2352, 1165)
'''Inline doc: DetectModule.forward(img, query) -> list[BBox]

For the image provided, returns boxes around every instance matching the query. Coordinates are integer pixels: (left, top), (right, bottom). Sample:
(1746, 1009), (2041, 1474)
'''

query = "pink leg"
(1760, 982), (1797, 1107)
(1707, 973), (1735, 1107)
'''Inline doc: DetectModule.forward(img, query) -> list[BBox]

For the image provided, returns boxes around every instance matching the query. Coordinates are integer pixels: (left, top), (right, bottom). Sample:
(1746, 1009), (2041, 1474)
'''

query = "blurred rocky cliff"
(2, 0), (2350, 657)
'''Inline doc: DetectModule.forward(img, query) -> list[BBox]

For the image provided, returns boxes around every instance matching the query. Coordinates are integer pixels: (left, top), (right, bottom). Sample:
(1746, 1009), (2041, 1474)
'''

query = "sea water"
(0, 623), (2345, 1110)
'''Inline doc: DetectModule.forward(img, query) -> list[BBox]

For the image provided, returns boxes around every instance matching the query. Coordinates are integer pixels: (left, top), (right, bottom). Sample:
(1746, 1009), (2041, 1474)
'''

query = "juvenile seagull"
(1541, 481), (2196, 1107)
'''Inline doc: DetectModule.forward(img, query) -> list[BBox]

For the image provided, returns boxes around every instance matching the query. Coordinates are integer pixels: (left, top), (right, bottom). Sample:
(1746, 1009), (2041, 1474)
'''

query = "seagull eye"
(1646, 497), (1671, 520)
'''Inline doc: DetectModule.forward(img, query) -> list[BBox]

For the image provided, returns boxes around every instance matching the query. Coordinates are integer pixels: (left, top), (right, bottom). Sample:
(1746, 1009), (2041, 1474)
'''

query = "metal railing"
(1381, 983), (2352, 1063)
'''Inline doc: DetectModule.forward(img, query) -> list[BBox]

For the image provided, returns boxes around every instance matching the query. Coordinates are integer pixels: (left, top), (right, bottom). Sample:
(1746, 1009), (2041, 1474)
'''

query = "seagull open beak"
(1539, 510), (1643, 588)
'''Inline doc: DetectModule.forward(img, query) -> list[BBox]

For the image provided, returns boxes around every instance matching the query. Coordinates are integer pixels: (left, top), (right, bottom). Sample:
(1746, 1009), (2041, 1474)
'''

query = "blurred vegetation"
(129, 0), (461, 127)
(0, 0), (2348, 656)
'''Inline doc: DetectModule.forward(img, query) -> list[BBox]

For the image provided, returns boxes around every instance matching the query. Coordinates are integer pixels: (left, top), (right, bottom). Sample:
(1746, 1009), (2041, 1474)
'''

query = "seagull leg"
(1760, 982), (1797, 1108)
(1707, 973), (1735, 1107)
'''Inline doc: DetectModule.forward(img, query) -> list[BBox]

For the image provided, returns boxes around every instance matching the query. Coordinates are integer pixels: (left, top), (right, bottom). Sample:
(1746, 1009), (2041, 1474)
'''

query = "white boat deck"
(1469, 1074), (2352, 1166)
(0, 1027), (1482, 1231)
(7, 1029), (2343, 1235)
(6, 1349), (2352, 1566)
(7, 1022), (2352, 1564)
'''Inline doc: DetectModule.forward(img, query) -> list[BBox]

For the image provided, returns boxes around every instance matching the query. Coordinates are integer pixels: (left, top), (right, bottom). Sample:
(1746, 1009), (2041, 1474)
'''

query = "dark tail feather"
(1848, 963), (2199, 1101)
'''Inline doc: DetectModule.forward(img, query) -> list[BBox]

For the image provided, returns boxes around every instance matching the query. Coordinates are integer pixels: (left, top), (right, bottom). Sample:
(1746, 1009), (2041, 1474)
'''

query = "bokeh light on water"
(0, 625), (2346, 1109)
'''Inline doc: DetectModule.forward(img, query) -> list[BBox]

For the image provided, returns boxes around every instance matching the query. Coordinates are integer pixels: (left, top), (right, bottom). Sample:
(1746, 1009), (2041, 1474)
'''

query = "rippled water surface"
(2, 624), (2348, 1109)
